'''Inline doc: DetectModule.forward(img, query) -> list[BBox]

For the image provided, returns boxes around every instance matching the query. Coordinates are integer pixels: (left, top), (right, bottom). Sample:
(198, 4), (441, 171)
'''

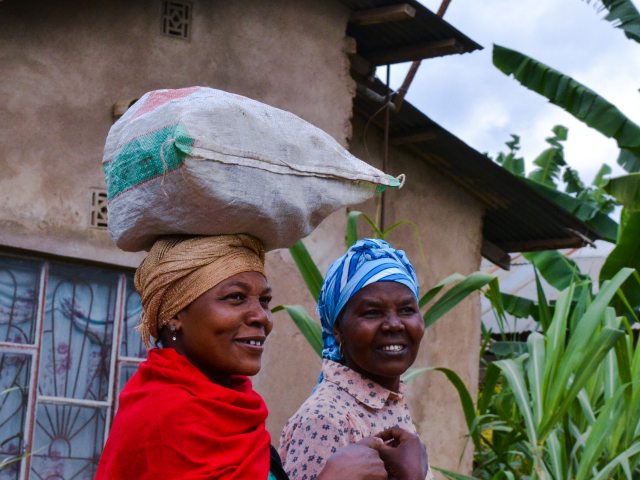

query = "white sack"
(103, 86), (400, 251)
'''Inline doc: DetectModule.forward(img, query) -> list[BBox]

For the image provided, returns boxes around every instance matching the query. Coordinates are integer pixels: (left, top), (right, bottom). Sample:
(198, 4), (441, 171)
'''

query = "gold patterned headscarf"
(134, 234), (265, 347)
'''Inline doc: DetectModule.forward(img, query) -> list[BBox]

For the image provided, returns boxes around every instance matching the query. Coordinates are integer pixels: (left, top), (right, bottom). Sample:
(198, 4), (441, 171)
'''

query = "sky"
(377, 0), (640, 184)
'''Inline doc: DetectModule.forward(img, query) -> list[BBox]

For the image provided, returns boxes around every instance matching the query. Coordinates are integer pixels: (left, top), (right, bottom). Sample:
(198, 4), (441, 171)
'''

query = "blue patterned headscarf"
(317, 238), (419, 363)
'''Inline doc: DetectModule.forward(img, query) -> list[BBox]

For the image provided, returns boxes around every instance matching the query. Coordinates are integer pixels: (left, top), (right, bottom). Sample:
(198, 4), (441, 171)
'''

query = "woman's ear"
(333, 323), (342, 347)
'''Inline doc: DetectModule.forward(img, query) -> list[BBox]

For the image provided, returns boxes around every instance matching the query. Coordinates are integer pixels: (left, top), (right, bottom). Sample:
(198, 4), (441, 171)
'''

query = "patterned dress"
(279, 360), (434, 480)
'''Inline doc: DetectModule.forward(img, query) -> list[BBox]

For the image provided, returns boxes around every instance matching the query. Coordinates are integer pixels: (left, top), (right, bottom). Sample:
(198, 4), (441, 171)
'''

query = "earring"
(170, 325), (177, 342)
(339, 342), (344, 358)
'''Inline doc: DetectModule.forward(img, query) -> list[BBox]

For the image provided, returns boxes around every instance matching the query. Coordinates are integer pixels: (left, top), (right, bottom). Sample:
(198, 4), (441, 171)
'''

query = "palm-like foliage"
(439, 269), (640, 479)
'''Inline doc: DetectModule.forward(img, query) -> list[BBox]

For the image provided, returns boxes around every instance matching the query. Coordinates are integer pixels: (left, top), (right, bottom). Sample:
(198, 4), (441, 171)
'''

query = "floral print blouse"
(279, 359), (434, 480)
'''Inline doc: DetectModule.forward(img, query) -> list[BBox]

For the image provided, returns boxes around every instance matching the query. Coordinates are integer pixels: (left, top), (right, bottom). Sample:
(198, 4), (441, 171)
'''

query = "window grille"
(161, 0), (192, 40)
(0, 252), (145, 479)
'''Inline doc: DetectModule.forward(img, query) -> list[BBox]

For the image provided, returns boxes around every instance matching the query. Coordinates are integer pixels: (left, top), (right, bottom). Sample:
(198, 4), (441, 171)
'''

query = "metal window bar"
(0, 252), (145, 480)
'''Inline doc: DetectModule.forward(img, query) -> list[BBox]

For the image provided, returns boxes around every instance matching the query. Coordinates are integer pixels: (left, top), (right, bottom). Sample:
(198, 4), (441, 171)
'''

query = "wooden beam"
(390, 129), (437, 146)
(497, 236), (586, 253)
(366, 38), (464, 65)
(349, 4), (416, 26)
(481, 240), (511, 270)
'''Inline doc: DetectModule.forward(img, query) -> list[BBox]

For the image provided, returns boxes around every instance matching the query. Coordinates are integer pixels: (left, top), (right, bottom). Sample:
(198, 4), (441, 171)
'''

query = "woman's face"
(171, 271), (273, 385)
(334, 281), (424, 392)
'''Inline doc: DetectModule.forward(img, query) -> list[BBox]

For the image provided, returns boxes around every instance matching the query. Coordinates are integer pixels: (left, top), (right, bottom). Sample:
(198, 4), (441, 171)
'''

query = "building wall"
(2, 0), (484, 475)
(0, 0), (353, 265)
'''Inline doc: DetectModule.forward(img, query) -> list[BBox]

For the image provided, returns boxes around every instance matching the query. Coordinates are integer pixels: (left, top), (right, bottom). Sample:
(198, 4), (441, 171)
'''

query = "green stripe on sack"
(104, 124), (194, 200)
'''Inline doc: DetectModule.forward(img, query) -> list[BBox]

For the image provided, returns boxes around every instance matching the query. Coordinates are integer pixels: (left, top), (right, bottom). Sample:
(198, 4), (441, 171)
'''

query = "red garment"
(96, 348), (270, 479)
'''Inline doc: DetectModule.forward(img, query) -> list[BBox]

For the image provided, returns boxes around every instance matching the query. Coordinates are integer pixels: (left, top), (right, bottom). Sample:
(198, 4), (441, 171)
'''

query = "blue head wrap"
(317, 238), (419, 363)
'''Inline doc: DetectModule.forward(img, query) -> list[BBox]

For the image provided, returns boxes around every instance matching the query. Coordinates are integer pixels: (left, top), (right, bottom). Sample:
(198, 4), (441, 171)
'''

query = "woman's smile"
(334, 281), (424, 392)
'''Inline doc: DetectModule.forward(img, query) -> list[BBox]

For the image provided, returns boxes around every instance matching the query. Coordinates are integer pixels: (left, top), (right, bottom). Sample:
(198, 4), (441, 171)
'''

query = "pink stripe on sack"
(132, 86), (201, 119)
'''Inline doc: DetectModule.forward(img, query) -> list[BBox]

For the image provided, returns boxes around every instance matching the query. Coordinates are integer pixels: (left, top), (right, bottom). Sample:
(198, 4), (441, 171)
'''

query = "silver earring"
(339, 342), (344, 358)
(170, 325), (177, 342)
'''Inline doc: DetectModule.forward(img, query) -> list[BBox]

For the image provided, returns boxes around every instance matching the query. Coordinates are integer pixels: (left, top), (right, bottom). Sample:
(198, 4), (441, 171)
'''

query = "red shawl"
(96, 348), (270, 479)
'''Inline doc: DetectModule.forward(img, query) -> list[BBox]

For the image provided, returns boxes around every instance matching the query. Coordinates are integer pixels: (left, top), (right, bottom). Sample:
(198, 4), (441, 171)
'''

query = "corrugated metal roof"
(352, 78), (601, 253)
(341, 0), (481, 65)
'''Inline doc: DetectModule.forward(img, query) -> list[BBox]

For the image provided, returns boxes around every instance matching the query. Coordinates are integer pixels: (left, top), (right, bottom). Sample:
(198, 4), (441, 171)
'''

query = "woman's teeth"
(239, 339), (264, 346)
(381, 344), (403, 352)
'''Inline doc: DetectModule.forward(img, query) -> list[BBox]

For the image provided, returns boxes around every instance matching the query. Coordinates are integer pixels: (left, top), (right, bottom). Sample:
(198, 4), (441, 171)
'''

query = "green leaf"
(534, 269), (553, 331)
(346, 210), (362, 248)
(523, 178), (618, 242)
(592, 440), (640, 480)
(490, 341), (527, 357)
(495, 358), (538, 445)
(422, 272), (494, 327)
(492, 45), (640, 171)
(600, 211), (640, 309)
(604, 173), (640, 210)
(528, 147), (565, 188)
(523, 250), (588, 291)
(527, 332), (545, 426)
(540, 327), (624, 439)
(419, 273), (466, 308)
(272, 304), (323, 357)
(617, 147), (640, 173)
(575, 385), (627, 480)
(288, 240), (323, 301)
(589, 0), (640, 43)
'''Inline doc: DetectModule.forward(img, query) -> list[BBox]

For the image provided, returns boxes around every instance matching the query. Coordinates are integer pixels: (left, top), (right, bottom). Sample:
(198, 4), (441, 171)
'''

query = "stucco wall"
(0, 0), (353, 266)
(347, 114), (485, 475)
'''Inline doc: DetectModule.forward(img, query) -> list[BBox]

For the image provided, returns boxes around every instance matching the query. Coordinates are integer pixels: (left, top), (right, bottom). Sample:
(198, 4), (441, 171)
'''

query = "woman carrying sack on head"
(95, 234), (421, 480)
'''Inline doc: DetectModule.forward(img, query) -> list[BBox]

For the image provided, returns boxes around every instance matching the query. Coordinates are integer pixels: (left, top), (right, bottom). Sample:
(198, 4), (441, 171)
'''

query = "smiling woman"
(279, 238), (433, 480)
(94, 234), (402, 480)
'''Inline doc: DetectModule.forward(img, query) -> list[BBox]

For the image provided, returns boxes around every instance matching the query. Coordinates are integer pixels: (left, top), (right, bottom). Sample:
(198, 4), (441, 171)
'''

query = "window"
(0, 252), (144, 480)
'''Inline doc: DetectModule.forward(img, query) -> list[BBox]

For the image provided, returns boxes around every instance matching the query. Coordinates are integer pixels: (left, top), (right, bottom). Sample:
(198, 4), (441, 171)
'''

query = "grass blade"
(272, 304), (322, 357)
(288, 240), (323, 301)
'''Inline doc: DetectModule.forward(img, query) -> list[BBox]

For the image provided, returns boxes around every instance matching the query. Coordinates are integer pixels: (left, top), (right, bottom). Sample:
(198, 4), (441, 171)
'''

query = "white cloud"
(384, 0), (640, 180)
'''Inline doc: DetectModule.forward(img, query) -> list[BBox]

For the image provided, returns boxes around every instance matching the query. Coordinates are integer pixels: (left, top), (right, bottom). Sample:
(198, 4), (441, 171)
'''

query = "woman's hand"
(375, 427), (429, 480)
(317, 437), (388, 480)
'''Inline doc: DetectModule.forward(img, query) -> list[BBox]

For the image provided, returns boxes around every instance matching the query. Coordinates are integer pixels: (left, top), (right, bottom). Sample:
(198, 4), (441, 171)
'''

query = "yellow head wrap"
(134, 234), (266, 347)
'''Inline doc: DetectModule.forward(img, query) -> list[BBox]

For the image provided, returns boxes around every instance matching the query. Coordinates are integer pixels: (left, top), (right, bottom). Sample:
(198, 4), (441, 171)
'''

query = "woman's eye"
(399, 306), (417, 315)
(260, 296), (272, 308)
(224, 293), (245, 302)
(362, 309), (381, 317)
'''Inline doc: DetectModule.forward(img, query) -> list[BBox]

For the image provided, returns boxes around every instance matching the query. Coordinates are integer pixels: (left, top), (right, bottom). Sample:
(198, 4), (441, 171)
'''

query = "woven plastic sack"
(103, 87), (401, 251)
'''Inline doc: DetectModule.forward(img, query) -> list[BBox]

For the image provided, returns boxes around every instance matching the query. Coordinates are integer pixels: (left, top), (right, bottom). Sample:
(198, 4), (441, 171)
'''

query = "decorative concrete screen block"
(103, 87), (401, 252)
(161, 0), (192, 40)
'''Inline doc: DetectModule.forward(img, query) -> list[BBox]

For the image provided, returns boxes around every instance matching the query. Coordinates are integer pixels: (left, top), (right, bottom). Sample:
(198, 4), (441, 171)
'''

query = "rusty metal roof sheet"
(341, 0), (481, 65)
(353, 78), (600, 253)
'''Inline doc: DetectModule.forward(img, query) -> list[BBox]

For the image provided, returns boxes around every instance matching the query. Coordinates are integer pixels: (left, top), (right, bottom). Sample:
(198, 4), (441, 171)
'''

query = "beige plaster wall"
(347, 114), (486, 475)
(0, 0), (353, 266)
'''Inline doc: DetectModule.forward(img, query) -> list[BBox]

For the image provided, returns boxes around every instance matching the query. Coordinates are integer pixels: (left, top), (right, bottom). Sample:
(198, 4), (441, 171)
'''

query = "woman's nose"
(382, 313), (404, 331)
(246, 297), (272, 327)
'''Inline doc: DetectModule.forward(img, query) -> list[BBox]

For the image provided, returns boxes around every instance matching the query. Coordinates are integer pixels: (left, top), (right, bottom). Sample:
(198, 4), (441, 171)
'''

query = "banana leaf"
(523, 250), (588, 291)
(272, 304), (323, 357)
(493, 44), (640, 172)
(589, 0), (640, 43)
(604, 173), (640, 210)
(288, 240), (323, 301)
(523, 178), (618, 242)
(600, 212), (640, 310)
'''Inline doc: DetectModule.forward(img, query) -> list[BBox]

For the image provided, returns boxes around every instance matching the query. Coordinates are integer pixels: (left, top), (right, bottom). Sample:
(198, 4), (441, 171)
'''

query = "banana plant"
(273, 210), (495, 358)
